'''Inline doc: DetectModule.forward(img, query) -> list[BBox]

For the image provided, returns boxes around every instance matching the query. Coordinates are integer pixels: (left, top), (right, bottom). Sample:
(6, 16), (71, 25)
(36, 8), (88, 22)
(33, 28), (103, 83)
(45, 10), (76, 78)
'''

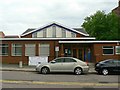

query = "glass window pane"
(116, 46), (120, 54)
(43, 29), (47, 38)
(25, 44), (35, 56)
(0, 44), (9, 56)
(52, 26), (56, 38)
(103, 49), (113, 54)
(55, 58), (64, 63)
(12, 44), (22, 56)
(62, 28), (66, 38)
(103, 46), (114, 55)
(39, 44), (49, 56)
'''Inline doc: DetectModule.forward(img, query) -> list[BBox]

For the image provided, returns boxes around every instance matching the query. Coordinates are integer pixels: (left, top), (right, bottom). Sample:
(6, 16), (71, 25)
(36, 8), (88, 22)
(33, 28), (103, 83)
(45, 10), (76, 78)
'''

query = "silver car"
(36, 57), (89, 75)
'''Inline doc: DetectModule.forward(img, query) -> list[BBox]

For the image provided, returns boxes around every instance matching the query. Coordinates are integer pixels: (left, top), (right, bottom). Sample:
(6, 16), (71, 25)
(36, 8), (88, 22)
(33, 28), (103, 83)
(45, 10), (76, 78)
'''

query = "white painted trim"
(1, 37), (95, 41)
(21, 22), (89, 36)
(102, 46), (114, 55)
(59, 41), (120, 43)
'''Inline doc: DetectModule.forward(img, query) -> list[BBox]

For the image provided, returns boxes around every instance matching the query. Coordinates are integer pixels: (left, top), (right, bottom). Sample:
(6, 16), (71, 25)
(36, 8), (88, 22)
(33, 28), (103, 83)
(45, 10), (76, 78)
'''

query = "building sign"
(55, 46), (59, 51)
(29, 56), (48, 66)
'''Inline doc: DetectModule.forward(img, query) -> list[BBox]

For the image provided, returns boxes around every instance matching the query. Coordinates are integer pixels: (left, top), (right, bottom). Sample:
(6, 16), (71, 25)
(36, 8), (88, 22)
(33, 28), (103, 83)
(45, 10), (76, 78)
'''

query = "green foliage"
(82, 11), (120, 40)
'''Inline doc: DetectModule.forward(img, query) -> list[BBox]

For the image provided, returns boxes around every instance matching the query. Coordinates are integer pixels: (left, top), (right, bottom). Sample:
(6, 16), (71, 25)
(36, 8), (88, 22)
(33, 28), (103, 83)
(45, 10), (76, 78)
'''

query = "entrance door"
(78, 49), (82, 60)
(73, 49), (77, 58)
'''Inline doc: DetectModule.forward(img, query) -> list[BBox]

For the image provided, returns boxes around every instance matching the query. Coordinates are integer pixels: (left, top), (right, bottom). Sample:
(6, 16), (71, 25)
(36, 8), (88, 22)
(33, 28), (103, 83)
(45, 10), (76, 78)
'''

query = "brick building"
(0, 22), (120, 65)
(112, 0), (120, 17)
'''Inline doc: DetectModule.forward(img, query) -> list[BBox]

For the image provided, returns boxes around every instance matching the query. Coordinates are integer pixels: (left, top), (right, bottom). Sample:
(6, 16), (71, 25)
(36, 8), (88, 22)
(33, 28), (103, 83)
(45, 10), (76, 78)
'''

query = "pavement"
(0, 63), (96, 73)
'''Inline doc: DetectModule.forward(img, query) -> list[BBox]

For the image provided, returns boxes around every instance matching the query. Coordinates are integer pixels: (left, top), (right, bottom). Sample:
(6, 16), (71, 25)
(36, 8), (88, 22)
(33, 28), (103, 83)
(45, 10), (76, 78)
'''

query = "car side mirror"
(51, 61), (56, 63)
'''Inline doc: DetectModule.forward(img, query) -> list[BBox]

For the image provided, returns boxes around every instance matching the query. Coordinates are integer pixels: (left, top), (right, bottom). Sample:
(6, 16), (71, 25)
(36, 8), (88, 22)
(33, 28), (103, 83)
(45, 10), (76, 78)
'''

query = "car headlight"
(96, 64), (100, 67)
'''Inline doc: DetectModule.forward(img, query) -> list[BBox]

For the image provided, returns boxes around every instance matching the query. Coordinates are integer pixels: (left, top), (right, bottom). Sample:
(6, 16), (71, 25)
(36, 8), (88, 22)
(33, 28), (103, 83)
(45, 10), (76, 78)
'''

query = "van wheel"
(41, 67), (50, 74)
(74, 67), (83, 75)
(102, 69), (109, 75)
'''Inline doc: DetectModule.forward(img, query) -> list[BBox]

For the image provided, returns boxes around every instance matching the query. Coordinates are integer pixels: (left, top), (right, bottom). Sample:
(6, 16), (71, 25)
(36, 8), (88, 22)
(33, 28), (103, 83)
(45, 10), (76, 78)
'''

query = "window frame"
(12, 44), (22, 56)
(32, 32), (37, 38)
(71, 32), (76, 38)
(62, 28), (66, 38)
(115, 46), (120, 55)
(102, 46), (114, 55)
(52, 25), (56, 38)
(43, 29), (47, 38)
(25, 44), (36, 56)
(0, 44), (9, 56)
(39, 44), (50, 56)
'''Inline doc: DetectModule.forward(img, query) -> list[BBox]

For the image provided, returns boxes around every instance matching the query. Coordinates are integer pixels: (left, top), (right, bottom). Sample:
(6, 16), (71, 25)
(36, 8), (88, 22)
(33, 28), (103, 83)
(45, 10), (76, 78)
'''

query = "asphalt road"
(1, 71), (120, 88)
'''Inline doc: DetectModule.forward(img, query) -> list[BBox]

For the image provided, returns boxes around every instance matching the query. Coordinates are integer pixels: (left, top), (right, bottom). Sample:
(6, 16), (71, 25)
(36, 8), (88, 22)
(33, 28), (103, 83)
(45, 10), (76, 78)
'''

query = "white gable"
(21, 22), (89, 37)
(32, 25), (76, 38)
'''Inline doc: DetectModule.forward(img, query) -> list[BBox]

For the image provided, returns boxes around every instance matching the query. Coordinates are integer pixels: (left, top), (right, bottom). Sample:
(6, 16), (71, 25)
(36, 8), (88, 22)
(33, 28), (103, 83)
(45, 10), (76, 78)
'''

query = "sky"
(0, 0), (118, 36)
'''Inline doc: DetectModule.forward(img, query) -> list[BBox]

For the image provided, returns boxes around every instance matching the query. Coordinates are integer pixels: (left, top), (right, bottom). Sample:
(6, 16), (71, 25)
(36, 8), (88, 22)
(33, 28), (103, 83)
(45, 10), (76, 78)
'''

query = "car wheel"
(41, 67), (50, 74)
(102, 69), (109, 75)
(74, 67), (83, 75)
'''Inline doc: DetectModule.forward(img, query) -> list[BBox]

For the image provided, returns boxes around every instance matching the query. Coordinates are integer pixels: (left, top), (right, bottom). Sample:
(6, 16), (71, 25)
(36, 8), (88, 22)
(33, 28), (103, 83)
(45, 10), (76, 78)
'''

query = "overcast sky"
(0, 0), (118, 36)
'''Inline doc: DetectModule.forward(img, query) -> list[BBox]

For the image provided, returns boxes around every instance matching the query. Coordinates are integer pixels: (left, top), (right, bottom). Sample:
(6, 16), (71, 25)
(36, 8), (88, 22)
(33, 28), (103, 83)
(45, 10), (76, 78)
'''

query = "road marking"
(0, 80), (119, 86)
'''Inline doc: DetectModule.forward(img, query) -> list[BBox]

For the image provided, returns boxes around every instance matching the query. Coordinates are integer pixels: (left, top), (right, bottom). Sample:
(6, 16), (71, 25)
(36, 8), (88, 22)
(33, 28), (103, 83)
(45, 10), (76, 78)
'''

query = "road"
(1, 71), (120, 88)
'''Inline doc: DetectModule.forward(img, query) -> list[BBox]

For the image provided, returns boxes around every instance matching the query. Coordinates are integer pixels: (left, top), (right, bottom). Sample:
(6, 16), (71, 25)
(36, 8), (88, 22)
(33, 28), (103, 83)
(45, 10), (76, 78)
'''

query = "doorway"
(72, 48), (83, 60)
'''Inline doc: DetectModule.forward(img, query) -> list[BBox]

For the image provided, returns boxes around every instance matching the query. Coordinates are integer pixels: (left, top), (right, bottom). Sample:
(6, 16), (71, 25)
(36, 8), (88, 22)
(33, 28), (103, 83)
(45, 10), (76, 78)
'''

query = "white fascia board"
(21, 22), (89, 36)
(59, 41), (120, 43)
(1, 37), (95, 41)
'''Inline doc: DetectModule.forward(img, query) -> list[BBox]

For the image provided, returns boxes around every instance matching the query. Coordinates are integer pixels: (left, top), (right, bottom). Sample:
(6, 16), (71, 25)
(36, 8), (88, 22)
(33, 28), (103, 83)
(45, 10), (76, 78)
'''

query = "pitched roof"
(21, 22), (89, 36)
(5, 35), (19, 38)
(112, 1), (120, 17)
(73, 28), (88, 35)
(22, 28), (36, 35)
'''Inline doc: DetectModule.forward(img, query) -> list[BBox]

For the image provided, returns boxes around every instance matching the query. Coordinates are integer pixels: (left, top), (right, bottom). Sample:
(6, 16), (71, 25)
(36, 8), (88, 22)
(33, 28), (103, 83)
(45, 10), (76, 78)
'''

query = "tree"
(82, 11), (120, 40)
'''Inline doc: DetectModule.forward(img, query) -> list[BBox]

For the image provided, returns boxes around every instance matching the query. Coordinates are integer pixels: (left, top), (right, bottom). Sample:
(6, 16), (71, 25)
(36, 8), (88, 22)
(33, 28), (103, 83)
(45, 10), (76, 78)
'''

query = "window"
(71, 32), (76, 37)
(55, 58), (64, 63)
(39, 44), (49, 56)
(64, 58), (76, 62)
(12, 44), (22, 56)
(62, 28), (66, 38)
(25, 44), (35, 56)
(113, 60), (120, 65)
(43, 29), (47, 38)
(32, 32), (37, 38)
(102, 46), (114, 55)
(52, 26), (56, 37)
(115, 46), (120, 54)
(0, 44), (8, 56)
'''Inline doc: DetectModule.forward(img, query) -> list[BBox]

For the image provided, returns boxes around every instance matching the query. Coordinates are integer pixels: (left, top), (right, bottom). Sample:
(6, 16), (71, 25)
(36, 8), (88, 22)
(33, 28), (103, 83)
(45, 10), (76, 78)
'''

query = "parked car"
(36, 57), (89, 75)
(95, 59), (120, 75)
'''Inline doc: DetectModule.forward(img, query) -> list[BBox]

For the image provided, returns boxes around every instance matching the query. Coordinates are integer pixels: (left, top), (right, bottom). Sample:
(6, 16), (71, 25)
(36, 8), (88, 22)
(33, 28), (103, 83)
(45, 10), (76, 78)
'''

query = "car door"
(49, 58), (64, 72)
(106, 60), (116, 72)
(114, 60), (120, 72)
(118, 61), (120, 72)
(62, 58), (77, 72)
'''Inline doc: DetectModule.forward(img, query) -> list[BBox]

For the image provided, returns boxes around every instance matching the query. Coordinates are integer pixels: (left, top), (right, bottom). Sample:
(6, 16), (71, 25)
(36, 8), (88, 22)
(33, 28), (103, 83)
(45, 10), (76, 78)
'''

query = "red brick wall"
(1, 40), (58, 64)
(21, 34), (32, 38)
(93, 43), (120, 62)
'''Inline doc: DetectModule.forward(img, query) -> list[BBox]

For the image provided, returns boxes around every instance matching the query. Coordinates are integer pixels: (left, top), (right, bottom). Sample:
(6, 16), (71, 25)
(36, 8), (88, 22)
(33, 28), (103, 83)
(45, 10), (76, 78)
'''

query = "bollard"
(19, 61), (23, 68)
